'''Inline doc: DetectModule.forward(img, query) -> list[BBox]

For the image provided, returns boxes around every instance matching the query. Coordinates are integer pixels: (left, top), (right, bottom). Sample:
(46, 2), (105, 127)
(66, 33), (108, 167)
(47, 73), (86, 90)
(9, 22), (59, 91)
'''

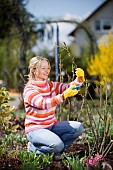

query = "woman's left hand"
(75, 68), (85, 83)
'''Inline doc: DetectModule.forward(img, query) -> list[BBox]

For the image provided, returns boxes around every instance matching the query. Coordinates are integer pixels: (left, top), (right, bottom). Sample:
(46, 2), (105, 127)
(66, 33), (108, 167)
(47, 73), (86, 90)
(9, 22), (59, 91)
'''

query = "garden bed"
(0, 134), (113, 170)
(1, 87), (113, 170)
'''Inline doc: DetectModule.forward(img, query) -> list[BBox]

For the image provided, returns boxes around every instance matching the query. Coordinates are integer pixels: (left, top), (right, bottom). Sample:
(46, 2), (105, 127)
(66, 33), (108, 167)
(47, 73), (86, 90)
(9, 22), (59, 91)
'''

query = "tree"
(87, 33), (113, 86)
(0, 0), (38, 91)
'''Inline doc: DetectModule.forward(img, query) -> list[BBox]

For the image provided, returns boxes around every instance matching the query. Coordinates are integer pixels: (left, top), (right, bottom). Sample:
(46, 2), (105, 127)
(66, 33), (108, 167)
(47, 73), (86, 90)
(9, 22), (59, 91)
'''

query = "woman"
(23, 56), (84, 157)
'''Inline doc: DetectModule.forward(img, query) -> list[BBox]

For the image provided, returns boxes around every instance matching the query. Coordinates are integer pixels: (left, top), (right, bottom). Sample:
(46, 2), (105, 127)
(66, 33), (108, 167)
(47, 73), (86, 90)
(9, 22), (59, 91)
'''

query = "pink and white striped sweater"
(23, 79), (81, 133)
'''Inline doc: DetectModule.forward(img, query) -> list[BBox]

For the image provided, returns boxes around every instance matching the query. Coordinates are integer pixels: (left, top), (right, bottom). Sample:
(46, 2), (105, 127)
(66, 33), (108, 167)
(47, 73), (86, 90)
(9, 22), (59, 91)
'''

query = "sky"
(26, 0), (105, 51)
(26, 0), (105, 19)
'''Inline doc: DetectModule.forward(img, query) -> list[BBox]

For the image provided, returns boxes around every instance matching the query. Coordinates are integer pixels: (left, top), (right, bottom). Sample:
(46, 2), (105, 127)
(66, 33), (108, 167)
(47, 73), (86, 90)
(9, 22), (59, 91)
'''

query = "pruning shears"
(72, 85), (83, 90)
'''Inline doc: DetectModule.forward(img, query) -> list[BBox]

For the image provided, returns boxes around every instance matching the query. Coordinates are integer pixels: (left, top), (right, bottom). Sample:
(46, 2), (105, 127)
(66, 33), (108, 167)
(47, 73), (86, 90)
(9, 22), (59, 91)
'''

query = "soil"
(0, 154), (22, 170)
(0, 142), (88, 170)
(0, 142), (113, 170)
(0, 118), (113, 170)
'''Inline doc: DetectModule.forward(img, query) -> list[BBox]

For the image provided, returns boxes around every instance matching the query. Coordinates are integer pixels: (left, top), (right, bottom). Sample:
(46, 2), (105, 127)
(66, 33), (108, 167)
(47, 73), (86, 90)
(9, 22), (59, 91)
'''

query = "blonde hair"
(28, 56), (50, 80)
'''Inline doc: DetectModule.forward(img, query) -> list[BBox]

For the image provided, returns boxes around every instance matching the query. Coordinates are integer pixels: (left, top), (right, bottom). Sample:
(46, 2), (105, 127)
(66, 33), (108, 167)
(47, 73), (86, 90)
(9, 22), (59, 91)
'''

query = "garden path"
(9, 92), (21, 109)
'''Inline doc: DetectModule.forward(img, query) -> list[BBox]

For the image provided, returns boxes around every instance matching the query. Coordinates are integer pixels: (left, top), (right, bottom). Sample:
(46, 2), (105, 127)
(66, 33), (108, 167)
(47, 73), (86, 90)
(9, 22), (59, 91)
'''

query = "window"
(95, 19), (112, 32)
(95, 20), (101, 31)
(102, 20), (112, 30)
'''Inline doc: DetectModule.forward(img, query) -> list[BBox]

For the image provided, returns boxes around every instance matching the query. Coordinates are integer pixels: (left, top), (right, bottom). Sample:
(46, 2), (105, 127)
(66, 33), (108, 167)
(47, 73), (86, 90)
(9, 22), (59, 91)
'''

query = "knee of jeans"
(78, 123), (84, 135)
(50, 141), (64, 153)
(70, 121), (84, 134)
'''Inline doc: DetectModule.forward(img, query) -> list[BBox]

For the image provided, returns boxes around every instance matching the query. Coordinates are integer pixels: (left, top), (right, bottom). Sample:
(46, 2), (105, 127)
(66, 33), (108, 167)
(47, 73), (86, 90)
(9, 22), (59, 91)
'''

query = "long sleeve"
(23, 79), (81, 133)
(23, 80), (65, 133)
(23, 85), (64, 110)
(23, 80), (68, 108)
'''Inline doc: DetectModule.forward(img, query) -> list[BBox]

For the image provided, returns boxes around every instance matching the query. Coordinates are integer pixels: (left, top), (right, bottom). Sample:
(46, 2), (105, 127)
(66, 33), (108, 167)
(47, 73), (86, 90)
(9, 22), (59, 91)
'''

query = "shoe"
(27, 142), (32, 152)
(27, 142), (41, 155)
(53, 155), (63, 161)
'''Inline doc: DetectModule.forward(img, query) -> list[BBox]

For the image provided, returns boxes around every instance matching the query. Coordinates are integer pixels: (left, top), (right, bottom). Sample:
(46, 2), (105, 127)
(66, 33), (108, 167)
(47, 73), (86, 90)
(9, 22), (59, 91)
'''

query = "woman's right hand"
(62, 85), (79, 99)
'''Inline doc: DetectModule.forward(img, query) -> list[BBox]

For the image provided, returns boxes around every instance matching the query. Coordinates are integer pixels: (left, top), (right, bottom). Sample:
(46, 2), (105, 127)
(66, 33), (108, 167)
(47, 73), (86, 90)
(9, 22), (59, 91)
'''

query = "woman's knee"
(69, 121), (84, 134)
(50, 141), (64, 153)
(78, 123), (84, 135)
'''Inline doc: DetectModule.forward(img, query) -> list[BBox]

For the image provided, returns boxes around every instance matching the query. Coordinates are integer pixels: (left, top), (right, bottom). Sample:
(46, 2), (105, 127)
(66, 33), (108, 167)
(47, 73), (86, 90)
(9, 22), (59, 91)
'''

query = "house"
(69, 0), (113, 57)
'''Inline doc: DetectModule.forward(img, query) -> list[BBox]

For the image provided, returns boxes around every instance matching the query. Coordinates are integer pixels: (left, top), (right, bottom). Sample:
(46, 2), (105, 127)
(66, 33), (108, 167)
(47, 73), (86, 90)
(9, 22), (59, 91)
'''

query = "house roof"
(69, 0), (112, 36)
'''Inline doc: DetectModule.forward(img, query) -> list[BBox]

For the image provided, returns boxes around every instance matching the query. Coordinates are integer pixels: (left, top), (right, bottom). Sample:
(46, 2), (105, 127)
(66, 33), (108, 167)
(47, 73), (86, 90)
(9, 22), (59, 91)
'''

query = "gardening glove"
(75, 68), (85, 83)
(73, 84), (86, 94)
(63, 85), (79, 99)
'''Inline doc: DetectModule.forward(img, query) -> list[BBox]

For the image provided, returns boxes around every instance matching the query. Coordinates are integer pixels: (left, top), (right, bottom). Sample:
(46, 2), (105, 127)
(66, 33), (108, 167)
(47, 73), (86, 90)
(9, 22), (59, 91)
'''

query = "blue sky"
(26, 0), (105, 19)
(26, 0), (105, 51)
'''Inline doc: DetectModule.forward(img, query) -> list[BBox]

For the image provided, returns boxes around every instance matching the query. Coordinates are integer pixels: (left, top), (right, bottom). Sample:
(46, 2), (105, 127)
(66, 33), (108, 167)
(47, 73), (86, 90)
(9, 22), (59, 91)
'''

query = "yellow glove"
(75, 68), (85, 82)
(63, 85), (79, 99)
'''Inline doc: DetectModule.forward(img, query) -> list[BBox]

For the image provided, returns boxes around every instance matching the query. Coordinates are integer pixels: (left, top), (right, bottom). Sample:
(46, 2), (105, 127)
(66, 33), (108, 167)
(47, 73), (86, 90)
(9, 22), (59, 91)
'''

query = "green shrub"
(0, 87), (18, 134)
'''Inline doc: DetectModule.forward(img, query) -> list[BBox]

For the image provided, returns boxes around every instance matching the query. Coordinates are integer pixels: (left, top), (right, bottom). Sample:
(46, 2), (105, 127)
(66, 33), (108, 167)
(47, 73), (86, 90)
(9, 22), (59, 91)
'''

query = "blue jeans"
(26, 121), (84, 155)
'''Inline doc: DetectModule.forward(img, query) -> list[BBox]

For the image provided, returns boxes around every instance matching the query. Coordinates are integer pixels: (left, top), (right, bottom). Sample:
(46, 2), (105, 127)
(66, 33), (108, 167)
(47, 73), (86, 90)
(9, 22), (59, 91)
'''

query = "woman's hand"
(75, 68), (85, 83)
(63, 85), (79, 99)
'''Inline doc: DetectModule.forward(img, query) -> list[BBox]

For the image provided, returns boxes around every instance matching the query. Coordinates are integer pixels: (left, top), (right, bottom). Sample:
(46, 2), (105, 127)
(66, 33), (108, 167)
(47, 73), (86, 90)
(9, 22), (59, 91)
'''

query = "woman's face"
(34, 60), (50, 81)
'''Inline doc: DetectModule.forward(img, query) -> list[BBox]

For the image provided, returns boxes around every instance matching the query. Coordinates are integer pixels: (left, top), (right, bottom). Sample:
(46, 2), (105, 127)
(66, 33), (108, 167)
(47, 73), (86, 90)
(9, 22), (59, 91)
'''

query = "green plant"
(81, 81), (113, 161)
(0, 87), (20, 158)
(0, 87), (18, 134)
(0, 145), (7, 157)
(63, 153), (87, 170)
(18, 151), (53, 170)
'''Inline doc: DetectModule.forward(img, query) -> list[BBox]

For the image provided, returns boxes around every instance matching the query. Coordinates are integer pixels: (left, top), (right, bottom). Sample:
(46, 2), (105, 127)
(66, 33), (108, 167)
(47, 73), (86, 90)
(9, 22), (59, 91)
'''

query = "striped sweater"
(23, 79), (81, 133)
